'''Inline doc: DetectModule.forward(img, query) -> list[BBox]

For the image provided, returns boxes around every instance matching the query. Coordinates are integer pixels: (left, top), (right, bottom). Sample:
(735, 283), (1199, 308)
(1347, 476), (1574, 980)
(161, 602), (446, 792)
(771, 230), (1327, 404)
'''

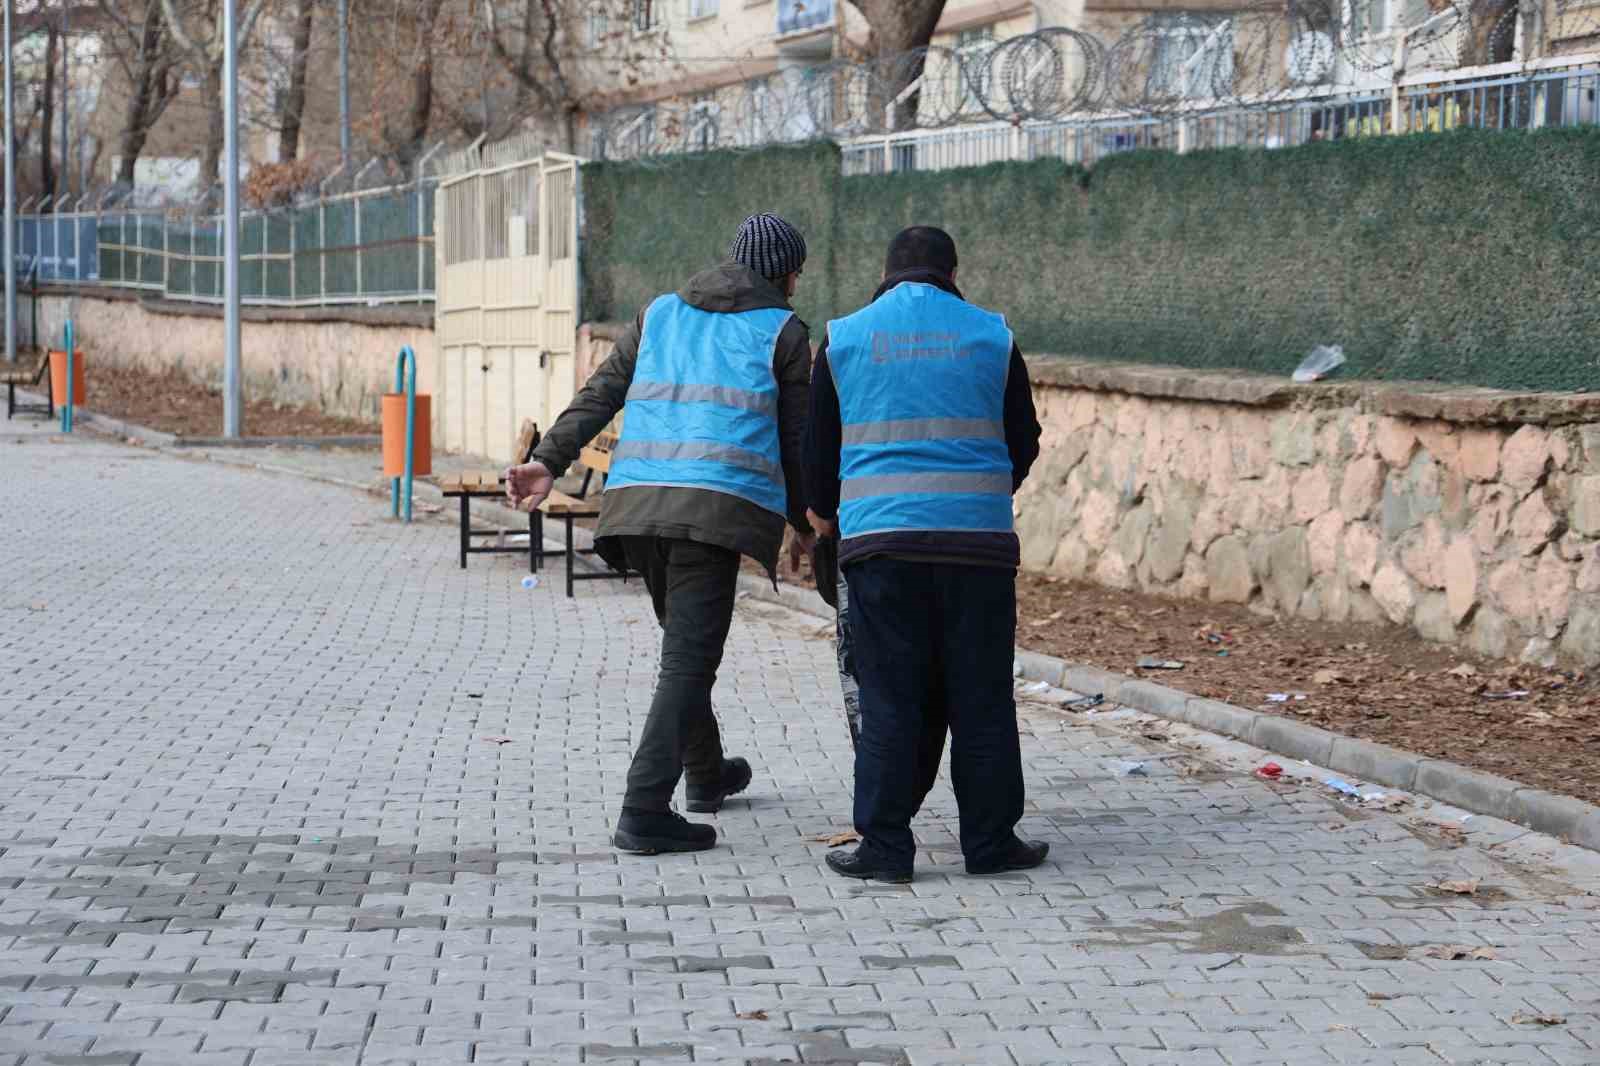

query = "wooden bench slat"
(441, 468), (505, 491)
(541, 490), (601, 516)
(0, 350), (48, 385)
(513, 419), (538, 464)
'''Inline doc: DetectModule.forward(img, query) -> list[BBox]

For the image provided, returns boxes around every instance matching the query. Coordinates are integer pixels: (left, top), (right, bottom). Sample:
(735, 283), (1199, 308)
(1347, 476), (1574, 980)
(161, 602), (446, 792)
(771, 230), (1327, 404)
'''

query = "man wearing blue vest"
(804, 226), (1044, 883)
(506, 213), (815, 855)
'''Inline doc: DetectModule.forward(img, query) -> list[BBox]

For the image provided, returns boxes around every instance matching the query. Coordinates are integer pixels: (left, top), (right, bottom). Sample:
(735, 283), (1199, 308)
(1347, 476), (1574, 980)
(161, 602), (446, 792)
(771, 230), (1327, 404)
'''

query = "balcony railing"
(776, 0), (830, 37)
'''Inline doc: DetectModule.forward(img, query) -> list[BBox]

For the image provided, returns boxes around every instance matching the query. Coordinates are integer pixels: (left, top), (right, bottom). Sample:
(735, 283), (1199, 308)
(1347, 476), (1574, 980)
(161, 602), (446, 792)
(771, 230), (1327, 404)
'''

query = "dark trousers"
(846, 557), (1024, 869)
(620, 536), (741, 812)
(837, 574), (946, 801)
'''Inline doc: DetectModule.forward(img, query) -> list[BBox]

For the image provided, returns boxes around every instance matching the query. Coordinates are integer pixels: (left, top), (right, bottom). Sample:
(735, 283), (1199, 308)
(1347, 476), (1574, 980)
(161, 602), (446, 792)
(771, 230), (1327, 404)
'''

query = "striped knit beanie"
(728, 213), (807, 281)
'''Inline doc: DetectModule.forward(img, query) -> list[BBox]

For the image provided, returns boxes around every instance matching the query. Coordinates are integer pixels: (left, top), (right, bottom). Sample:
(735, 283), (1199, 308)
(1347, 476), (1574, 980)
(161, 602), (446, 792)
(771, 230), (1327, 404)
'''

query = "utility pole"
(338, 0), (350, 167)
(223, 0), (242, 435)
(4, 0), (15, 364)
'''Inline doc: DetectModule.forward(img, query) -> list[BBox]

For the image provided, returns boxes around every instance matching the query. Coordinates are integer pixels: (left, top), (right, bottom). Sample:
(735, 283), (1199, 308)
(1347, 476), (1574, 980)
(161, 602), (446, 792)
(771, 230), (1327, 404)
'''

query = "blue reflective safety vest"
(828, 281), (1014, 543)
(606, 293), (793, 516)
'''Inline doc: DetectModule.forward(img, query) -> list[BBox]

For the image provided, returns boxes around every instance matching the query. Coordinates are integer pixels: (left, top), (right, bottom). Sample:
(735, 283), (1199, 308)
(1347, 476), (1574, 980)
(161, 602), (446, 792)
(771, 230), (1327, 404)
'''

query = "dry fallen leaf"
(810, 831), (861, 847)
(736, 1009), (770, 1021)
(1446, 663), (1479, 678)
(1435, 878), (1481, 896)
(1429, 822), (1468, 844)
(1312, 668), (1346, 686)
(1422, 944), (1496, 961)
(1511, 1011), (1565, 1026)
(482, 735), (514, 745)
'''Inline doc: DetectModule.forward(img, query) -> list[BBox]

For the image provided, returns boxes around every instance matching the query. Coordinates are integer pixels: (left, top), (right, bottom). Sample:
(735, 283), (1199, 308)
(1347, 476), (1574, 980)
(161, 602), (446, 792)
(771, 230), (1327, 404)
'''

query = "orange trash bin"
(49, 349), (85, 406)
(381, 393), (432, 478)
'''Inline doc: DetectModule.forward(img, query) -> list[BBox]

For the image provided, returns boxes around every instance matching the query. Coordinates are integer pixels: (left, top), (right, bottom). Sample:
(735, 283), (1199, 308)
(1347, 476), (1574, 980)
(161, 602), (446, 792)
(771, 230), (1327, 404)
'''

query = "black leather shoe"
(966, 838), (1049, 875)
(613, 808), (717, 854)
(686, 757), (753, 813)
(825, 846), (913, 884)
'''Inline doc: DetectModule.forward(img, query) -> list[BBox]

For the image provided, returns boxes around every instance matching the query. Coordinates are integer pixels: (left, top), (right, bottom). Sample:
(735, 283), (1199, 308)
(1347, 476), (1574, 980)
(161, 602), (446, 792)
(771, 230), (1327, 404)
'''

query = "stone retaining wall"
(1015, 358), (1600, 665)
(34, 288), (435, 424)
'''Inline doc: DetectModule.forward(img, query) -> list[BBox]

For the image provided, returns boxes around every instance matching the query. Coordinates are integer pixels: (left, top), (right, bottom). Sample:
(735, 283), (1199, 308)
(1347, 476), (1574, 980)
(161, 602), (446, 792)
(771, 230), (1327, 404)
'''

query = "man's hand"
(806, 508), (836, 539)
(788, 527), (817, 574)
(505, 461), (555, 512)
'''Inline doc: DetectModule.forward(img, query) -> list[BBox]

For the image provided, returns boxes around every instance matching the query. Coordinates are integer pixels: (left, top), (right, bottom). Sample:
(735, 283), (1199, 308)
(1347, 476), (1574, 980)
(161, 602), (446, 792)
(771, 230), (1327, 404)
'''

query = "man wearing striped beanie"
(507, 212), (815, 855)
(728, 212), (807, 285)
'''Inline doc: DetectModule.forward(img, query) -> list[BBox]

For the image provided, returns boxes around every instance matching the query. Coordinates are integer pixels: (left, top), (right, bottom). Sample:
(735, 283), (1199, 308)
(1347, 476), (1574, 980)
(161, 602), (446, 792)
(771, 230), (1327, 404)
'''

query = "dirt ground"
(82, 364), (377, 439)
(760, 544), (1600, 807)
(1013, 573), (1600, 807)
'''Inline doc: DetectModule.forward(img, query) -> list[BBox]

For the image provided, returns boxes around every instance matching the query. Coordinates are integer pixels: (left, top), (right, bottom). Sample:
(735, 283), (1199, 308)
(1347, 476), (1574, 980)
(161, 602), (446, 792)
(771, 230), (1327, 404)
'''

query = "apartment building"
(578, 0), (1084, 155)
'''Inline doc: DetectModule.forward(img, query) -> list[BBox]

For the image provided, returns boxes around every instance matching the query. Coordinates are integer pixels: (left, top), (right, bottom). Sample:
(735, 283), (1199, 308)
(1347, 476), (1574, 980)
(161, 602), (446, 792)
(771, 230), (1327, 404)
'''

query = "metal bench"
(2, 349), (52, 421)
(439, 419), (542, 571)
(526, 431), (636, 598)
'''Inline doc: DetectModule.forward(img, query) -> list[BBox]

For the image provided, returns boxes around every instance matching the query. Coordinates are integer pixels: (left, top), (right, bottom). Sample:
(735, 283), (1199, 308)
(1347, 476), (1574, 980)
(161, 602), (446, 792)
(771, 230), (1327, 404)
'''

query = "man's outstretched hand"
(505, 461), (555, 512)
(806, 508), (836, 539)
(788, 527), (817, 574)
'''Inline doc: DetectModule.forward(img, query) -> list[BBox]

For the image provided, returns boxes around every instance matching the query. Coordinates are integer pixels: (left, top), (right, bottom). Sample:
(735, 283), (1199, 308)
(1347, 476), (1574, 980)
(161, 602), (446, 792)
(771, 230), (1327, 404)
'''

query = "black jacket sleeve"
(774, 317), (813, 531)
(528, 313), (641, 477)
(1005, 344), (1042, 492)
(803, 338), (843, 522)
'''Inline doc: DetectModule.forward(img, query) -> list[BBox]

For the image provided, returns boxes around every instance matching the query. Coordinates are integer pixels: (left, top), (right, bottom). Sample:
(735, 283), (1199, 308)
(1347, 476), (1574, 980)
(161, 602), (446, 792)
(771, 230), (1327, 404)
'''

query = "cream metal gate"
(434, 143), (583, 463)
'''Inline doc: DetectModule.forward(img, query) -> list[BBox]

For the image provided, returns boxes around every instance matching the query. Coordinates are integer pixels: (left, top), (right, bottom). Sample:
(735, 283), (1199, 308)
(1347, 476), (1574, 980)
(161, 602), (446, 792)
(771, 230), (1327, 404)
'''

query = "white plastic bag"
(1293, 344), (1346, 383)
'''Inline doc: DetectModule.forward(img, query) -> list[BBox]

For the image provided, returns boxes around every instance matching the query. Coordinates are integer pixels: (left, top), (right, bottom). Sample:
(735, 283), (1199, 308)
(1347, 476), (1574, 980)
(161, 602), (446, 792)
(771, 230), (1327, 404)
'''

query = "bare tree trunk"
(385, 0), (445, 166)
(115, 18), (177, 186)
(40, 28), (58, 203)
(845, 0), (946, 129)
(277, 0), (315, 161)
(1461, 0), (1517, 65)
(846, 0), (946, 56)
(201, 61), (223, 197)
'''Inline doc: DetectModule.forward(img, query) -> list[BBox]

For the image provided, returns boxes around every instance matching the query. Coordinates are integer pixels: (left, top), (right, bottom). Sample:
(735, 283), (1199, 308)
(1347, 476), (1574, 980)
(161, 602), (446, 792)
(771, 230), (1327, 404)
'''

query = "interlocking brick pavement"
(3, 419), (1600, 1065)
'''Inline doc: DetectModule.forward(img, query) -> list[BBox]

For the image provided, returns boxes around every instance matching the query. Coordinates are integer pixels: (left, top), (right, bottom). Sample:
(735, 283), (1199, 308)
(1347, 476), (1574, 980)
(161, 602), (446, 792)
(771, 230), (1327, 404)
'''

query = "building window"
(1148, 13), (1233, 100)
(688, 95), (719, 150)
(955, 26), (996, 115)
(587, 4), (610, 47)
(1345, 0), (1432, 37)
(632, 0), (657, 32)
(688, 0), (718, 18)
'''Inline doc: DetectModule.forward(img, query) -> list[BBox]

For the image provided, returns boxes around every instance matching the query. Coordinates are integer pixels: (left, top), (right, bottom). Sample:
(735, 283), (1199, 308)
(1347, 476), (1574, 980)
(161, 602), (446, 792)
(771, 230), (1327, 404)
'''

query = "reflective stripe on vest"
(606, 293), (792, 516)
(827, 282), (1014, 541)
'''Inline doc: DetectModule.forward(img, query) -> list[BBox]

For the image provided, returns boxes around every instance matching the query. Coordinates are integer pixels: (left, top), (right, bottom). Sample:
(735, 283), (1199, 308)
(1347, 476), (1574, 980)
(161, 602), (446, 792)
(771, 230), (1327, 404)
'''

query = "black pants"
(846, 557), (1024, 869)
(619, 536), (741, 812)
(837, 572), (946, 801)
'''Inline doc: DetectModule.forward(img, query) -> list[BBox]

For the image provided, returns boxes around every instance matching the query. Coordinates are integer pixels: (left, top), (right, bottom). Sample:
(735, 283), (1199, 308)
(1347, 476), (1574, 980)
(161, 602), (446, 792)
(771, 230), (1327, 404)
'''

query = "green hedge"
(581, 144), (841, 332)
(582, 128), (1600, 392)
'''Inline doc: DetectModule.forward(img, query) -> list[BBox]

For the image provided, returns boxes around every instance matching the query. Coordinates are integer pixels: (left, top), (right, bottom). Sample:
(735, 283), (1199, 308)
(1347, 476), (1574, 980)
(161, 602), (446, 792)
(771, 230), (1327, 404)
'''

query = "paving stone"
(1, 421), (1597, 1065)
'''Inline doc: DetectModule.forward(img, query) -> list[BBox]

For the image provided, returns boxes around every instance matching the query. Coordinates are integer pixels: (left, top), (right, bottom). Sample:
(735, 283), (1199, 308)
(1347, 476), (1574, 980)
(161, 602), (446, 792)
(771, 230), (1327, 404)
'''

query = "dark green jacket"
(530, 261), (812, 575)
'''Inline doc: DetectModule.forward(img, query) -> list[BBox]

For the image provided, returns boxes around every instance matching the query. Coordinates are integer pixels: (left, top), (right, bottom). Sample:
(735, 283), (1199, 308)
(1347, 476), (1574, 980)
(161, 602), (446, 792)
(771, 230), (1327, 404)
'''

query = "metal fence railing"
(17, 201), (100, 284)
(12, 177), (438, 307)
(839, 55), (1600, 175)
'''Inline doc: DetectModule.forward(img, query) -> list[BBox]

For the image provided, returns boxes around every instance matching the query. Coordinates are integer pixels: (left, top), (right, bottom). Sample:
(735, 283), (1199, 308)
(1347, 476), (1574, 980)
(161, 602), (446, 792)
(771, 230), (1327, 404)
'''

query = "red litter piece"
(1256, 763), (1284, 780)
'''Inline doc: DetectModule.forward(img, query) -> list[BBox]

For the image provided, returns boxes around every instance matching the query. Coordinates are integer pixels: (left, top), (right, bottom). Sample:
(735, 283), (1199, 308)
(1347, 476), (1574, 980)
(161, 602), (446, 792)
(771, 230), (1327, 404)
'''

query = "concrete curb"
(14, 389), (182, 447)
(54, 399), (1598, 851)
(1021, 646), (1600, 852)
(734, 578), (1600, 851)
(47, 392), (608, 572)
(17, 389), (381, 452)
(169, 435), (383, 449)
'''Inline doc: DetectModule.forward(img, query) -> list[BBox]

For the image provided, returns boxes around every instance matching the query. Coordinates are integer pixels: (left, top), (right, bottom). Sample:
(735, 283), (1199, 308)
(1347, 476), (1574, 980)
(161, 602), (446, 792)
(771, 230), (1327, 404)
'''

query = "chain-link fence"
(12, 171), (438, 307)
